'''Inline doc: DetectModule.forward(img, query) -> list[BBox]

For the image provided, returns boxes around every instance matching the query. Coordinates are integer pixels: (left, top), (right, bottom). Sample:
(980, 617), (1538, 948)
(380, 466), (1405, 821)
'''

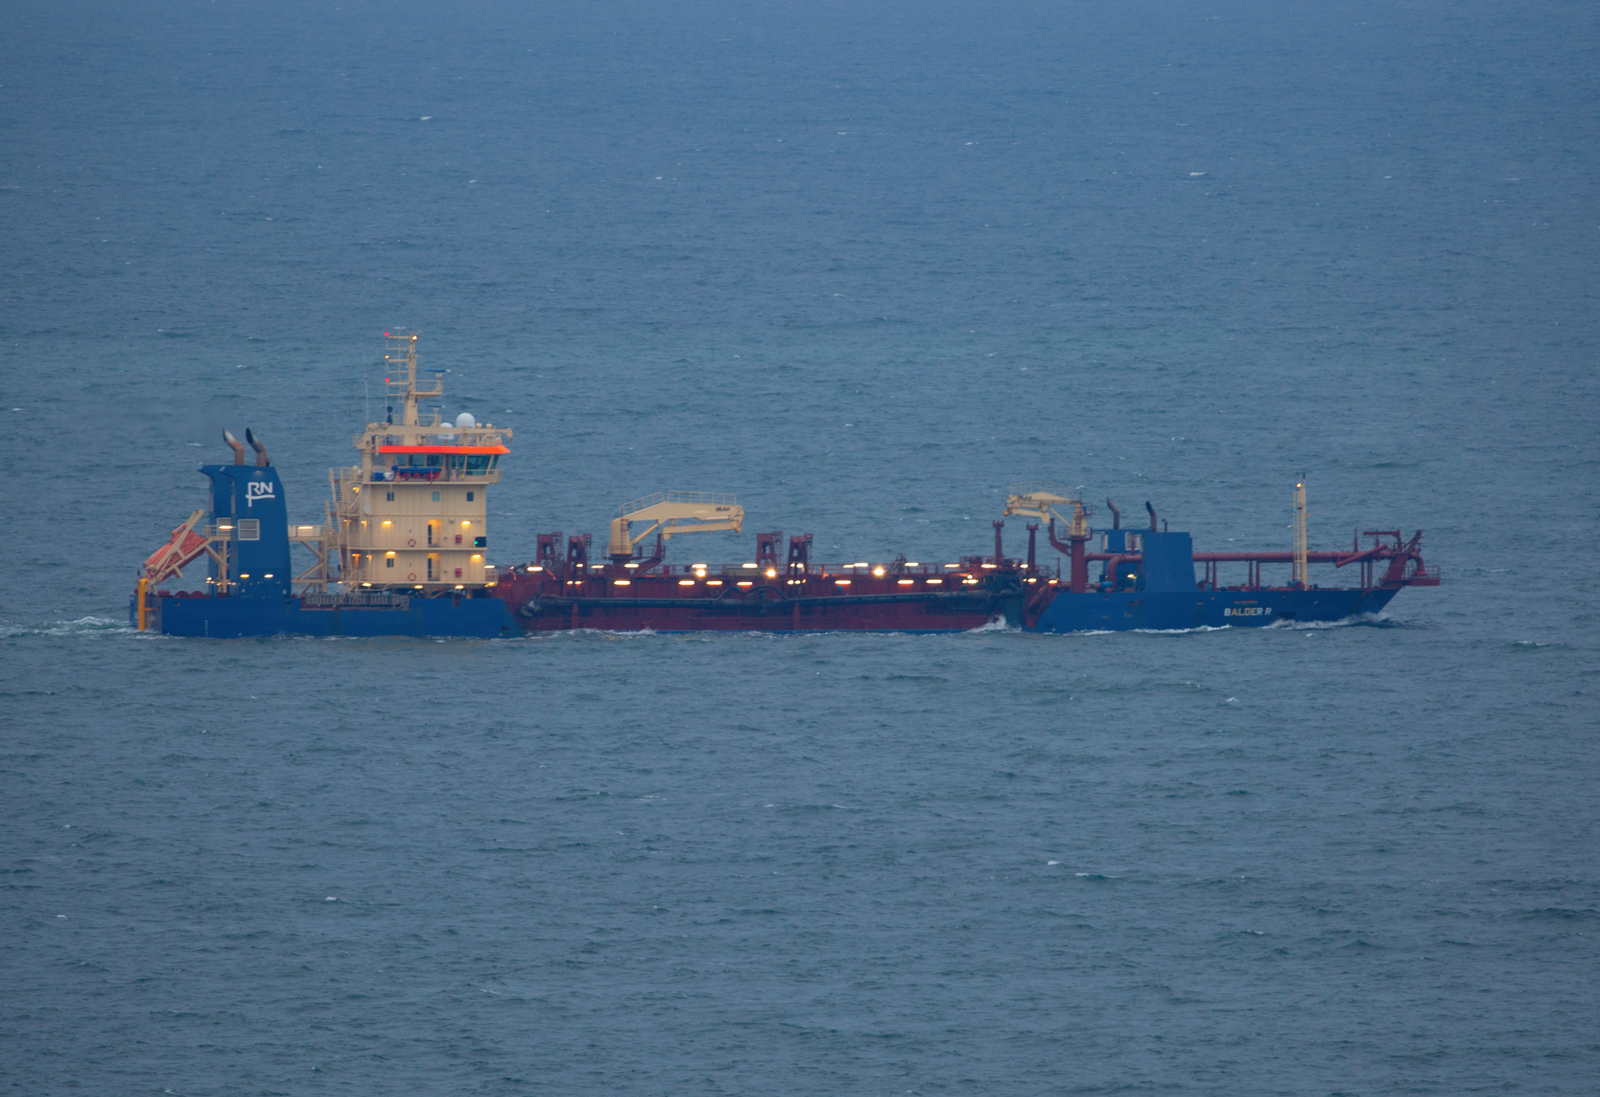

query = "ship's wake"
(1266, 612), (1395, 630)
(0, 616), (135, 639)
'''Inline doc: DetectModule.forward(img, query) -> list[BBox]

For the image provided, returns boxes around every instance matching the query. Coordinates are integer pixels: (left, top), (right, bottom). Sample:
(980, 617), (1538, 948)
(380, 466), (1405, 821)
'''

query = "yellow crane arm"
(1002, 485), (1090, 538)
(608, 492), (744, 558)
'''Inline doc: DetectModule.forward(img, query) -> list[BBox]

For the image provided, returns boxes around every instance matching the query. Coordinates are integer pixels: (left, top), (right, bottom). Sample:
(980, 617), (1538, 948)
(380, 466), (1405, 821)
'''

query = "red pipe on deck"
(1086, 550), (1376, 566)
(1047, 520), (1091, 592)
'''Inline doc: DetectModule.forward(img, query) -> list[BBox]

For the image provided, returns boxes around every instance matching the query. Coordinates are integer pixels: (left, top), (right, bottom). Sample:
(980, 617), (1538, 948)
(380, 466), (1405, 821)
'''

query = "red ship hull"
(492, 567), (1034, 633)
(488, 523), (1438, 635)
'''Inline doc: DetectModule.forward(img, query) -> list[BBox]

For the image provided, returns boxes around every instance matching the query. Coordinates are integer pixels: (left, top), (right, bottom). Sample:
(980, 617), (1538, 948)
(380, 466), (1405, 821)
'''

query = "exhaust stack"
(1145, 501), (1157, 531)
(245, 427), (271, 467)
(223, 429), (246, 465)
(1106, 499), (1121, 529)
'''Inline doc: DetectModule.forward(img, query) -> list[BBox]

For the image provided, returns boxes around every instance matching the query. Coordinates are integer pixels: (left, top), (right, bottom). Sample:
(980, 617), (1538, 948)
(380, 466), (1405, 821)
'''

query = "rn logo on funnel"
(246, 481), (276, 507)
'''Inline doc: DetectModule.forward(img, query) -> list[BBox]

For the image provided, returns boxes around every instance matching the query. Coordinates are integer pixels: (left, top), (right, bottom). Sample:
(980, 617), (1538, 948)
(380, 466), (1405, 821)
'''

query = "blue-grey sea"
(3, 2), (1598, 1093)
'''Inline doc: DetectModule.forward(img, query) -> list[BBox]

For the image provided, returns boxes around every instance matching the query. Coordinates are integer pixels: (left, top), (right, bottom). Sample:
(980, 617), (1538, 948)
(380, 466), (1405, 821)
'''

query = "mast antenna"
(1292, 478), (1310, 589)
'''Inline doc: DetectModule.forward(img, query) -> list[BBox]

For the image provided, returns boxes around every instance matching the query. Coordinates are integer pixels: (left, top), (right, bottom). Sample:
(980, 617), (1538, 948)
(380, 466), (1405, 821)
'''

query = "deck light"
(835, 579), (851, 586)
(530, 565), (544, 572)
(706, 580), (723, 586)
(614, 579), (631, 586)
(678, 579), (696, 586)
(927, 578), (943, 585)
(944, 563), (959, 568)
(897, 579), (914, 586)
(963, 578), (979, 585)
(765, 568), (777, 578)
(625, 562), (639, 569)
(872, 566), (886, 577)
(736, 581), (753, 588)
(743, 562), (758, 569)
(455, 584), (465, 589)
(981, 563), (997, 569)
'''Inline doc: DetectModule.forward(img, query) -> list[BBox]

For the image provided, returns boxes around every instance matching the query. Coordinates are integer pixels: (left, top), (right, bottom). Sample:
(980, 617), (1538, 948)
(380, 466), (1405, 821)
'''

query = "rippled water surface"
(3, 2), (1598, 1093)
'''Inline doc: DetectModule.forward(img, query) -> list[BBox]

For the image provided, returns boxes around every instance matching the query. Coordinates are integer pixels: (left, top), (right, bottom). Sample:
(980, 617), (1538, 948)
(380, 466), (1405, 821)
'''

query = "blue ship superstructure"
(1028, 526), (1403, 632)
(199, 454), (292, 602)
(1011, 488), (1437, 632)
(134, 424), (516, 639)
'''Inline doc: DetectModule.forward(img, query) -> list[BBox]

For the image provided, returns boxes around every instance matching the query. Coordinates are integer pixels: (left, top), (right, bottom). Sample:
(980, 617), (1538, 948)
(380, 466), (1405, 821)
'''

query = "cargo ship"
(132, 334), (1439, 638)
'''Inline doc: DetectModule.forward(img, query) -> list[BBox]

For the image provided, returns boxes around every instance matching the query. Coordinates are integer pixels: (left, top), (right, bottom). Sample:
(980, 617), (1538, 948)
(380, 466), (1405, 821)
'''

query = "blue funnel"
(201, 463), (291, 599)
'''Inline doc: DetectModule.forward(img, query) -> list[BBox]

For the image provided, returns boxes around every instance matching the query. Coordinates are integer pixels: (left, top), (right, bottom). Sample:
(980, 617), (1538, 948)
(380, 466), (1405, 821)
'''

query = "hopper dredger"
(132, 334), (1439, 638)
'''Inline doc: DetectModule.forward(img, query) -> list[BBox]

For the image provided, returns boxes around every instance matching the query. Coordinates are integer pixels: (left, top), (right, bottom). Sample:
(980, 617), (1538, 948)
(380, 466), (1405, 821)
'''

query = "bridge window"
(237, 519), (260, 541)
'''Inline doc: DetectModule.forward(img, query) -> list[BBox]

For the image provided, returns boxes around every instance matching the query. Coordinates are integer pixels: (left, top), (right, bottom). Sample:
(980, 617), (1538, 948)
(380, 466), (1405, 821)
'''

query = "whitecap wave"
(0, 616), (134, 639)
(1128, 624), (1232, 635)
(1266, 612), (1389, 630)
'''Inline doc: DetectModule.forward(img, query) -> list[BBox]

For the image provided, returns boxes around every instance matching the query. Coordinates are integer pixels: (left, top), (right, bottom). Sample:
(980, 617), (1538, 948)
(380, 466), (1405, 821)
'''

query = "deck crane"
(608, 492), (745, 565)
(1002, 483), (1094, 591)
